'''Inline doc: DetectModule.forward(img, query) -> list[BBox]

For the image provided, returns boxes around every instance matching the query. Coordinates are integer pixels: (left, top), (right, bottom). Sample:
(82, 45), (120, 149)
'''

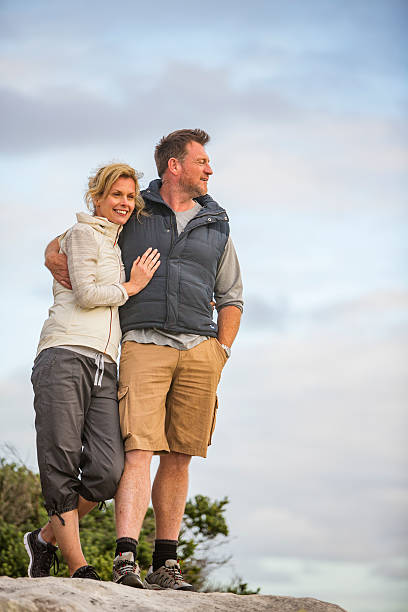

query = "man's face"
(179, 141), (213, 197)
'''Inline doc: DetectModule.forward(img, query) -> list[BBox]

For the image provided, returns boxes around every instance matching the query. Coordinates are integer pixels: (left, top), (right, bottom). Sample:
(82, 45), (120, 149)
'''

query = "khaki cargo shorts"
(118, 338), (228, 458)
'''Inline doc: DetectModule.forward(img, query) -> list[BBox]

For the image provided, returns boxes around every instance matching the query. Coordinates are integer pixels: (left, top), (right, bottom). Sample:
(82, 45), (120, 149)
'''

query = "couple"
(24, 128), (243, 590)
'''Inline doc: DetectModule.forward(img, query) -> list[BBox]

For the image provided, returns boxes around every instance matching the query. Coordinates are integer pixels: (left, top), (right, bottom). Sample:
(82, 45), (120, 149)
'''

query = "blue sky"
(0, 2), (407, 611)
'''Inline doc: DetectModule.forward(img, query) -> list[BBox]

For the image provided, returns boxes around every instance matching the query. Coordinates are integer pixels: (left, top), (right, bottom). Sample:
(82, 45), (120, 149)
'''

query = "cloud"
(239, 295), (291, 330)
(372, 558), (408, 581)
(190, 321), (408, 566)
(240, 290), (408, 335)
(253, 557), (408, 612)
(309, 290), (408, 324)
(0, 61), (296, 154)
(2, 76), (406, 224)
(211, 115), (408, 213)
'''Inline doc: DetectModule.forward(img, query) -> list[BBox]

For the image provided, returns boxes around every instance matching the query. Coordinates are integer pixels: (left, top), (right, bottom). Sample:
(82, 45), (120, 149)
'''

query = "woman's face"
(94, 176), (136, 225)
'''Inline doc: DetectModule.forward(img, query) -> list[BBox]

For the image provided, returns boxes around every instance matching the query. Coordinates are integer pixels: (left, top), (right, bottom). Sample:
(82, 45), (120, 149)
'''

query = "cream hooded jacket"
(37, 212), (128, 362)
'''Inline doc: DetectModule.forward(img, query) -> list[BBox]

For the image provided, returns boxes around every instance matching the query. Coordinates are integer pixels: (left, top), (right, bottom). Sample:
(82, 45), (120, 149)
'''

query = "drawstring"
(52, 511), (65, 526)
(98, 501), (107, 511)
(94, 353), (105, 387)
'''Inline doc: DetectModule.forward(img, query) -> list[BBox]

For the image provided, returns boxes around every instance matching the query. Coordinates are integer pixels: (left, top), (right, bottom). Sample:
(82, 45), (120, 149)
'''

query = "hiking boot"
(144, 559), (193, 591)
(24, 528), (59, 578)
(112, 551), (144, 588)
(72, 565), (101, 580)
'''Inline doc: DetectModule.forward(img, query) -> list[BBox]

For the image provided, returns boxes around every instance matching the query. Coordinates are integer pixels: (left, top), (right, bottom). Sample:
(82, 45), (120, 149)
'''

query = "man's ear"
(167, 157), (180, 176)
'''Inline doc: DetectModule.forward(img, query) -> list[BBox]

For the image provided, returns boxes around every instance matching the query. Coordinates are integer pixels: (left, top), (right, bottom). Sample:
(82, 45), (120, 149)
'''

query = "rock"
(0, 577), (348, 612)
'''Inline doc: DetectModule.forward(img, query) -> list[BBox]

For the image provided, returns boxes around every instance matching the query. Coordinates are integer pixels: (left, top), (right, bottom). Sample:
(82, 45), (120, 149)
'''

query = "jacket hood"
(76, 212), (123, 239)
(142, 179), (227, 215)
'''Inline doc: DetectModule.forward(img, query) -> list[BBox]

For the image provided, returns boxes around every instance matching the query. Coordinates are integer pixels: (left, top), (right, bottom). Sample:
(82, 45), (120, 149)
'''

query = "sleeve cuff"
(115, 283), (129, 305)
(216, 302), (244, 313)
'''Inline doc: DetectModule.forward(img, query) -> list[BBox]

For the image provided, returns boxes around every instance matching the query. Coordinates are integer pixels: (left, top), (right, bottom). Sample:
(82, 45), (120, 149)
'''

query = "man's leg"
(143, 452), (193, 591)
(112, 449), (153, 588)
(113, 342), (177, 586)
(152, 452), (192, 540)
(150, 452), (192, 582)
(115, 449), (153, 540)
(144, 339), (226, 591)
(145, 453), (193, 591)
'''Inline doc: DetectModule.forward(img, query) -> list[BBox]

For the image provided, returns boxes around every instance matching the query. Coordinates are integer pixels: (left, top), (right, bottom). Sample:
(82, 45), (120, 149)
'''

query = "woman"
(24, 163), (160, 581)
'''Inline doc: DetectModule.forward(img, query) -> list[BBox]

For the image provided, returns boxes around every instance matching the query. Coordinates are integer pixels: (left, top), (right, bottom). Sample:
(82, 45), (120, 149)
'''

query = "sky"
(0, 1), (407, 610)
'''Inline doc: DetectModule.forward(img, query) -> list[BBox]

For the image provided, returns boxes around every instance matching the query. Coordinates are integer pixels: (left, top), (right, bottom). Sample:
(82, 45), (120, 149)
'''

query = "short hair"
(154, 129), (210, 177)
(85, 163), (146, 219)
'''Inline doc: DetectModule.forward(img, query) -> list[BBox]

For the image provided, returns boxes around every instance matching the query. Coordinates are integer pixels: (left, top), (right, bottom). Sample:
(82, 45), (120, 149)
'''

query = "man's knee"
(160, 452), (192, 470)
(124, 449), (154, 469)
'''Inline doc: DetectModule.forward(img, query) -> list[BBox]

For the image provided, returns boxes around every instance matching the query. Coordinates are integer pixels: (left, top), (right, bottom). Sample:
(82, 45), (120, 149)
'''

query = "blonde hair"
(85, 163), (146, 219)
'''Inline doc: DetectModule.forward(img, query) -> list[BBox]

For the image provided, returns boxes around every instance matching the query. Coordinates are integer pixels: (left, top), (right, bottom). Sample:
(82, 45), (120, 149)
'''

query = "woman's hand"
(122, 248), (160, 297)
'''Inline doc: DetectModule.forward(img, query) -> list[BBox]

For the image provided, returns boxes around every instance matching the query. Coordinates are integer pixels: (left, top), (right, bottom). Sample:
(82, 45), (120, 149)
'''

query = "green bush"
(0, 522), (28, 577)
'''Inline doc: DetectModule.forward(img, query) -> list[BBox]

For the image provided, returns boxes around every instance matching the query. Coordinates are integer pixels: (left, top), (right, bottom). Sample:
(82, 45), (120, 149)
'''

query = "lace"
(35, 544), (60, 577)
(116, 558), (136, 574)
(153, 561), (186, 586)
(167, 563), (184, 582)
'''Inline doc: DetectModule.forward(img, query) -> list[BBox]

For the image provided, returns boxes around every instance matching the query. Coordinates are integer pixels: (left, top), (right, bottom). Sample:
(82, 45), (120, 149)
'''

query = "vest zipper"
(172, 210), (228, 243)
(167, 212), (177, 252)
(167, 208), (227, 255)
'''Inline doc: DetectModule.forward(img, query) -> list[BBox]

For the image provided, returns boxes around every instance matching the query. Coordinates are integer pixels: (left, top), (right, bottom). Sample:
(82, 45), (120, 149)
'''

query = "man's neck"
(159, 181), (197, 213)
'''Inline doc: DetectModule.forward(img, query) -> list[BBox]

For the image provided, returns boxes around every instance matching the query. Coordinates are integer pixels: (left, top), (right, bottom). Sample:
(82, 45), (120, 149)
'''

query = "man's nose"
(205, 163), (213, 175)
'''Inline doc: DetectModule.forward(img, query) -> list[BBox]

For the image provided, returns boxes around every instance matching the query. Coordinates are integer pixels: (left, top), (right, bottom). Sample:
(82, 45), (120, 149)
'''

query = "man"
(39, 129), (243, 590)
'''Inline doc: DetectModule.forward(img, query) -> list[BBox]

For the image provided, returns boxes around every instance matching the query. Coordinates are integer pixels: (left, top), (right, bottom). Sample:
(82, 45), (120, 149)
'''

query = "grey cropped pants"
(31, 347), (124, 519)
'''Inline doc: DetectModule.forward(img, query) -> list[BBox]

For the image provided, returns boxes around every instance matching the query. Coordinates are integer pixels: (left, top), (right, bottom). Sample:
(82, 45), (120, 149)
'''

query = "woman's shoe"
(24, 528), (59, 578)
(71, 565), (101, 580)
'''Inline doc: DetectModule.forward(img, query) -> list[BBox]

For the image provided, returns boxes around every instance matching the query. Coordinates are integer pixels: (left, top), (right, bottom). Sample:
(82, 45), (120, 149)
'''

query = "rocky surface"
(0, 577), (348, 612)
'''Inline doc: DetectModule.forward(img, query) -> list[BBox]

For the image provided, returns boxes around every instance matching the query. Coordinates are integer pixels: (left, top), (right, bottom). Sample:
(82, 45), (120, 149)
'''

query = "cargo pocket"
(208, 396), (218, 446)
(31, 348), (59, 390)
(117, 386), (130, 441)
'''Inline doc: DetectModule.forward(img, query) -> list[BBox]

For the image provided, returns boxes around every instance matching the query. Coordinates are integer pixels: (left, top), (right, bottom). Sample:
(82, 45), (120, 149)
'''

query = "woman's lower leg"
(49, 509), (89, 576)
(40, 497), (97, 548)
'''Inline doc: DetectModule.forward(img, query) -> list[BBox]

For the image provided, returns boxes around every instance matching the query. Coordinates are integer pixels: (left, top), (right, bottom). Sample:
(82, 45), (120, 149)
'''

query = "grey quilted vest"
(119, 180), (230, 336)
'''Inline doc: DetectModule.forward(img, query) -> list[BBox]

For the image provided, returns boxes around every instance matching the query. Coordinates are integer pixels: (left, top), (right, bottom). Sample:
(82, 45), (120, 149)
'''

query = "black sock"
(115, 537), (138, 562)
(152, 539), (178, 572)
